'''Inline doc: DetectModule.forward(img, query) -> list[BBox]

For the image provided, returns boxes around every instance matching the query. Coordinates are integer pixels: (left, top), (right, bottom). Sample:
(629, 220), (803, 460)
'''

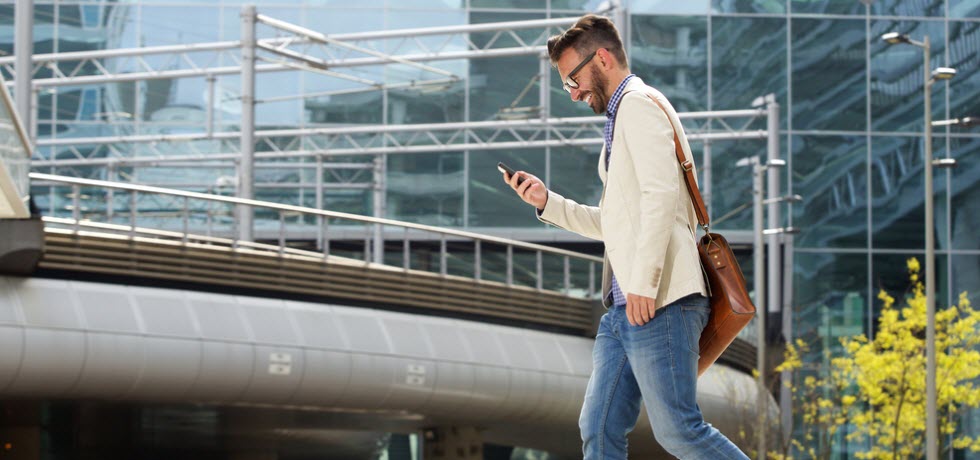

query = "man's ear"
(596, 48), (613, 70)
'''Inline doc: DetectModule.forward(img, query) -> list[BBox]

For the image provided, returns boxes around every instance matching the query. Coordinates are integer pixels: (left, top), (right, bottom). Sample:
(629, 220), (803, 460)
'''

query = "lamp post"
(881, 32), (957, 460)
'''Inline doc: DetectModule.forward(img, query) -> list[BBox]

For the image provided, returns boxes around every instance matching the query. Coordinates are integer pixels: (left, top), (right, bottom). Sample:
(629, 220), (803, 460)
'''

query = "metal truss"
(0, 17), (577, 89)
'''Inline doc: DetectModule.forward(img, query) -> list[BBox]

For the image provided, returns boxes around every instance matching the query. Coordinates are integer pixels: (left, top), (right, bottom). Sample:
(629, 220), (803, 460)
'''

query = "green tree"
(772, 258), (980, 459)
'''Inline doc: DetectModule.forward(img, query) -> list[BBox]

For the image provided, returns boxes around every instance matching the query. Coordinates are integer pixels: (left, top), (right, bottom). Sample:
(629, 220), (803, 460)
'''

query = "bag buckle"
(682, 160), (694, 172)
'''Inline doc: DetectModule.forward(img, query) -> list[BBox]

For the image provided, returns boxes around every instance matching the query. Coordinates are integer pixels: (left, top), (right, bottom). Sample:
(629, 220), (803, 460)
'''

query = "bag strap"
(615, 90), (711, 232)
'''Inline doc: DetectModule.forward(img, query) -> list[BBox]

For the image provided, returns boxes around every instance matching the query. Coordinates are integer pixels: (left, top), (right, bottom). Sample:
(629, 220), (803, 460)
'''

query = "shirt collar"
(605, 74), (636, 119)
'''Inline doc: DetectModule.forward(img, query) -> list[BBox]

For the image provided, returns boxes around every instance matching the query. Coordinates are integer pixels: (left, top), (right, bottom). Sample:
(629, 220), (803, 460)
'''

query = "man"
(502, 14), (749, 460)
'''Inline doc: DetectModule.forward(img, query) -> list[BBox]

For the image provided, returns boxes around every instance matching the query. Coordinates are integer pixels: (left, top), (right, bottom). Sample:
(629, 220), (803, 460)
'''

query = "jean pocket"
(680, 304), (710, 355)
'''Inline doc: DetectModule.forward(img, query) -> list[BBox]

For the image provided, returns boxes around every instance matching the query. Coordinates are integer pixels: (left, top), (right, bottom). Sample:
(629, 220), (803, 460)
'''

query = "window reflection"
(792, 135), (867, 248)
(711, 16), (787, 119)
(792, 18), (867, 131)
(630, 15), (708, 113)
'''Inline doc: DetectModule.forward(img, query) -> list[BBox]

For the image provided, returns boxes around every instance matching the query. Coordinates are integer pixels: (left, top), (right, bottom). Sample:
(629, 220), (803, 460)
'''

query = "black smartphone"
(497, 162), (526, 186)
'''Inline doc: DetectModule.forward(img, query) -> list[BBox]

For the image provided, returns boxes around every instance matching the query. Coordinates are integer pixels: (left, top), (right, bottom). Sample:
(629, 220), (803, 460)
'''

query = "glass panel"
(387, 152), (464, 226)
(711, 0), (786, 13)
(139, 6), (221, 46)
(630, 15), (708, 113)
(551, 0), (595, 9)
(469, 12), (545, 122)
(470, 0), (544, 8)
(0, 85), (30, 204)
(950, 135), (980, 250)
(711, 16), (787, 126)
(468, 148), (545, 227)
(708, 140), (765, 232)
(791, 0), (865, 15)
(792, 135), (867, 248)
(549, 145), (603, 212)
(631, 0), (710, 15)
(388, 80), (465, 124)
(948, 21), (980, 121)
(950, 0), (980, 17)
(793, 251), (869, 373)
(871, 0), (945, 17)
(871, 135), (950, 250)
(791, 18), (867, 132)
(870, 20), (946, 133)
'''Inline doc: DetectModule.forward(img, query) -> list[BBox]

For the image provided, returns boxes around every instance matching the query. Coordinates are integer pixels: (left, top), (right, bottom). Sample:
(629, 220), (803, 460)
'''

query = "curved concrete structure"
(0, 275), (765, 456)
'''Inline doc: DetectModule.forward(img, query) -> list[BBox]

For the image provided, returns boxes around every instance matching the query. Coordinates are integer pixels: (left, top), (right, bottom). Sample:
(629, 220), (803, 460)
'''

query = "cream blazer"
(538, 77), (707, 309)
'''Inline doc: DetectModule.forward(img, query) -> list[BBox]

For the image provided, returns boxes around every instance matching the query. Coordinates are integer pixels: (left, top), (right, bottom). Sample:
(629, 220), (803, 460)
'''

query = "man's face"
(556, 48), (609, 115)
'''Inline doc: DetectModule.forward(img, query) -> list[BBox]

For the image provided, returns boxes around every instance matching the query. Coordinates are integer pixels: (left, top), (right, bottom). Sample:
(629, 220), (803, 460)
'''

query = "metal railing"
(31, 172), (603, 298)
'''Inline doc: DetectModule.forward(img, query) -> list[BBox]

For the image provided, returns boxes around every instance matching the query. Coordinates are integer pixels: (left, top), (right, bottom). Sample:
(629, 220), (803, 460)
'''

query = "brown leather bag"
(642, 93), (757, 377)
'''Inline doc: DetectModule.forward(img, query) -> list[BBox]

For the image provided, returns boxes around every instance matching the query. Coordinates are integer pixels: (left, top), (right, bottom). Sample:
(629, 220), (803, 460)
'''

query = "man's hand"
(504, 170), (548, 210)
(626, 293), (657, 326)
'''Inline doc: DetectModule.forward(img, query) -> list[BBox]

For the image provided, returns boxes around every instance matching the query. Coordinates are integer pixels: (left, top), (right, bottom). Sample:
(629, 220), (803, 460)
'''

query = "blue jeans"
(579, 294), (749, 459)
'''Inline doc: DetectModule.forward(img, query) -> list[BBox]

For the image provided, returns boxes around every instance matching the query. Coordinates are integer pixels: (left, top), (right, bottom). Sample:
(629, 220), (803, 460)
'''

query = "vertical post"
(751, 157), (767, 460)
(182, 197), (189, 244)
(763, 95), (780, 458)
(780, 233), (795, 438)
(923, 34), (938, 460)
(373, 155), (385, 264)
(316, 156), (324, 249)
(506, 245), (513, 286)
(440, 235), (447, 276)
(403, 228), (410, 271)
(535, 250), (543, 290)
(14, 0), (32, 131)
(703, 139), (712, 218)
(588, 262), (595, 298)
(238, 4), (256, 242)
(29, 87), (38, 145)
(563, 256), (570, 294)
(474, 240), (481, 281)
(106, 163), (115, 220)
(71, 185), (80, 228)
(206, 74), (216, 137)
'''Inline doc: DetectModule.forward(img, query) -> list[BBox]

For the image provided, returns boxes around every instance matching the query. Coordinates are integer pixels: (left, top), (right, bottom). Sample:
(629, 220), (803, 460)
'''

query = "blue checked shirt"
(604, 74), (635, 307)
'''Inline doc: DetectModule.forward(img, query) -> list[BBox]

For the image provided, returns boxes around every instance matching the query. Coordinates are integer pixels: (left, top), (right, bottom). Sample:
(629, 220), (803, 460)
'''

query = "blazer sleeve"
(617, 92), (679, 300)
(536, 190), (603, 241)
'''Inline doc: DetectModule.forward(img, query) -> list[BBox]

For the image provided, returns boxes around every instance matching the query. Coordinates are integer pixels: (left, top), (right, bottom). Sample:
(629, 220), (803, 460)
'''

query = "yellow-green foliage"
(774, 258), (980, 459)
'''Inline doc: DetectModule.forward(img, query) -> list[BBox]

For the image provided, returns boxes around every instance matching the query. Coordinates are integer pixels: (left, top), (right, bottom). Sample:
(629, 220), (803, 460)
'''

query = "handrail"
(30, 172), (603, 264)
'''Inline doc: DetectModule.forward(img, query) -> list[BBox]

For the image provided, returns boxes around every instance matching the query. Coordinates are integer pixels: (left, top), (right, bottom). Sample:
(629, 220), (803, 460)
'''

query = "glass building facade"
(2, 0), (980, 457)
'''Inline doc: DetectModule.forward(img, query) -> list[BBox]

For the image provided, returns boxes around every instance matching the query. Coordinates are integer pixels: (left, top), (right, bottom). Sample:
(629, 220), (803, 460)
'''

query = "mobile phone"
(497, 162), (526, 186)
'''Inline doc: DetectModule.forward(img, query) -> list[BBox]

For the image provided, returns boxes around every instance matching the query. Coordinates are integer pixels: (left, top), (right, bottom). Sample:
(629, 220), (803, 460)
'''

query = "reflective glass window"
(469, 12), (544, 122)
(793, 251), (869, 360)
(791, 18), (867, 132)
(631, 0), (710, 15)
(792, 135), (867, 249)
(388, 152), (464, 226)
(791, 0), (865, 15)
(549, 145), (603, 212)
(948, 21), (980, 122)
(870, 20), (946, 133)
(870, 135), (951, 249)
(711, 16), (787, 126)
(705, 140), (757, 231)
(950, 0), (980, 17)
(630, 15), (708, 113)
(468, 149), (545, 227)
(470, 0), (544, 8)
(710, 0), (785, 14)
(140, 6), (221, 46)
(871, 0), (945, 17)
(950, 135), (980, 250)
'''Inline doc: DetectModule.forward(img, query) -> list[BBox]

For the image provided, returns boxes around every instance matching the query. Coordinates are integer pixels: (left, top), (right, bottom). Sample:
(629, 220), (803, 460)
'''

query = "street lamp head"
(932, 67), (957, 80)
(961, 116), (978, 127)
(881, 32), (911, 44)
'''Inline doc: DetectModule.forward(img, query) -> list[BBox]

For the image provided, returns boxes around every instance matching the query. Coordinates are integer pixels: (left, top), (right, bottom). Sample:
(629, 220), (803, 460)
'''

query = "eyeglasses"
(561, 50), (597, 93)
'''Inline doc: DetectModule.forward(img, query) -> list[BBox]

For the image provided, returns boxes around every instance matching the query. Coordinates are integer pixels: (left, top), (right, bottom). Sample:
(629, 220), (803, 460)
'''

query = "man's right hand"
(504, 171), (548, 210)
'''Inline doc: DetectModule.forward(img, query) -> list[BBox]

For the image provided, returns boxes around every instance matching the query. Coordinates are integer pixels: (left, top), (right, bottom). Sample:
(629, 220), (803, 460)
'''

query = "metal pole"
(923, 34), (938, 460)
(373, 155), (385, 265)
(206, 74), (216, 137)
(763, 95), (780, 456)
(752, 157), (767, 460)
(238, 4), (256, 242)
(316, 156), (324, 249)
(14, 0), (32, 132)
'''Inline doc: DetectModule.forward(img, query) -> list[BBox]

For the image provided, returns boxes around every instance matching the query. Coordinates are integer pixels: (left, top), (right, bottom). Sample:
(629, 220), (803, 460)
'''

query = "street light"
(881, 31), (956, 460)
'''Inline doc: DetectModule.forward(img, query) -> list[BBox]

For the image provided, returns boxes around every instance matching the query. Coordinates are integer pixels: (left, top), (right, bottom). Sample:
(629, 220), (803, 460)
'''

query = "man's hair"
(547, 14), (628, 69)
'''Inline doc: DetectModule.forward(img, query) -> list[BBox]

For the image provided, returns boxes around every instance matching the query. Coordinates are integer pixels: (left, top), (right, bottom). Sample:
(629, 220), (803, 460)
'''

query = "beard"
(585, 66), (610, 115)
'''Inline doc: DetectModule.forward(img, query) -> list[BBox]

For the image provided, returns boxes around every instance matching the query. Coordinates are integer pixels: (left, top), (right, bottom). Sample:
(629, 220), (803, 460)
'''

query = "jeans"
(579, 294), (749, 460)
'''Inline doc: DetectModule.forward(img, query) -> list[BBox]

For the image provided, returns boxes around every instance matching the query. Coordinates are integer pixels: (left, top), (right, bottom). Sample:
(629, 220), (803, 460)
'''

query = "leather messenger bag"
(642, 92), (757, 377)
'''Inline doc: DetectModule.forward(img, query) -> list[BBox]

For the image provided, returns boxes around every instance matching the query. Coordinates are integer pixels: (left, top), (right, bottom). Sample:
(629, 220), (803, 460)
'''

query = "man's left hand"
(626, 293), (657, 326)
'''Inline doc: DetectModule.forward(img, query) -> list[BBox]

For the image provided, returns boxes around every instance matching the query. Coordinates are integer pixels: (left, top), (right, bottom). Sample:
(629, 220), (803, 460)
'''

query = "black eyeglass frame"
(561, 50), (598, 93)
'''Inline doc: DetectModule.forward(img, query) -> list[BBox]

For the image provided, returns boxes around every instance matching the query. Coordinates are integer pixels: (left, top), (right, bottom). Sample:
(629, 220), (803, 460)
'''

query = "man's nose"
(570, 87), (584, 102)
